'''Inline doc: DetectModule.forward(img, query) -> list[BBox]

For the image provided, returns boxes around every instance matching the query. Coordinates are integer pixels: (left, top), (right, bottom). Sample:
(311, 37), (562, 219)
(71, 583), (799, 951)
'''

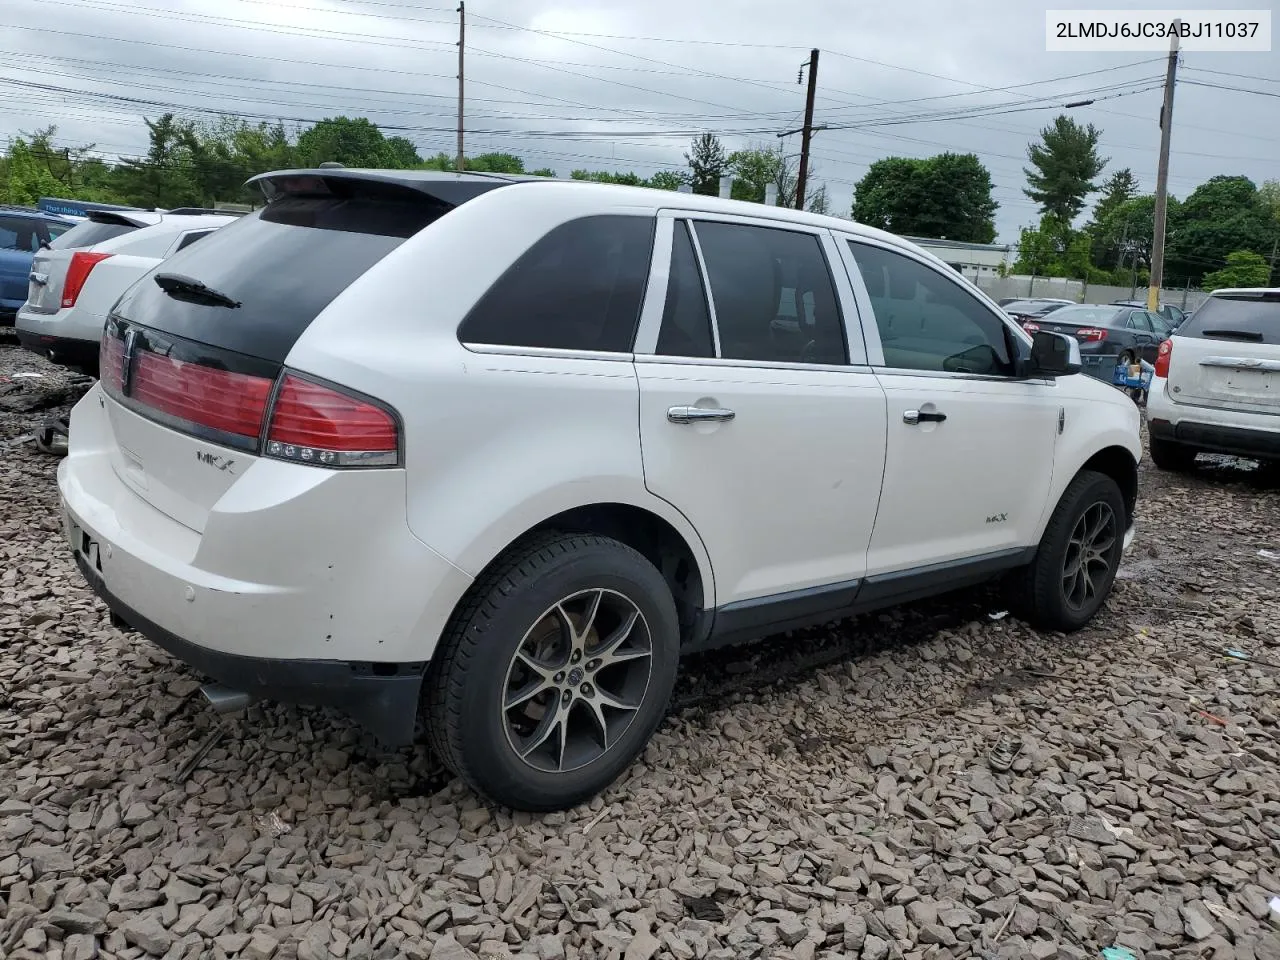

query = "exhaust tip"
(200, 684), (252, 715)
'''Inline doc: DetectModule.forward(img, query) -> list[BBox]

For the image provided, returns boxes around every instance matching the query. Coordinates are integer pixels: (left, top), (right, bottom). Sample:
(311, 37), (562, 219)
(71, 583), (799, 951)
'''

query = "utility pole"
(455, 1), (465, 172)
(1148, 23), (1179, 311)
(778, 50), (824, 210)
(796, 49), (819, 211)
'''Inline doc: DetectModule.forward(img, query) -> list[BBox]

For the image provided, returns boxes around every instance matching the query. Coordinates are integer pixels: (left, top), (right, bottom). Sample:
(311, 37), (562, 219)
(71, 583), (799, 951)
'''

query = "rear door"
(1125, 310), (1159, 363)
(1166, 291), (1280, 414)
(0, 215), (42, 308)
(635, 213), (887, 614)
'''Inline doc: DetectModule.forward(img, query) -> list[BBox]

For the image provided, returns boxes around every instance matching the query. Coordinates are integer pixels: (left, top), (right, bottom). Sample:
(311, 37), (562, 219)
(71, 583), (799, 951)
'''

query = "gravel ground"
(1, 342), (1278, 960)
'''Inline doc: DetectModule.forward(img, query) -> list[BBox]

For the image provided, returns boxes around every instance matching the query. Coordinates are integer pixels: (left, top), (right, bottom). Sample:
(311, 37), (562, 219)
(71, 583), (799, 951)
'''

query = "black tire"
(1148, 436), (1197, 472)
(424, 532), (679, 812)
(1007, 470), (1126, 632)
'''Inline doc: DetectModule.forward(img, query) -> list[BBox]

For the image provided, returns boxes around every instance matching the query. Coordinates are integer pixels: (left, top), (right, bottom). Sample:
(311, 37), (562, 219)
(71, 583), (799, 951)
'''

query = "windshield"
(51, 219), (139, 250)
(1043, 306), (1123, 326)
(1180, 292), (1280, 345)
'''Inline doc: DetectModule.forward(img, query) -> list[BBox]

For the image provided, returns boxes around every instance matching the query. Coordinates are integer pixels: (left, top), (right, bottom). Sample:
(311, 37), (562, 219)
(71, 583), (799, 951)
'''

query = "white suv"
(17, 208), (238, 374)
(58, 169), (1141, 810)
(1147, 288), (1279, 469)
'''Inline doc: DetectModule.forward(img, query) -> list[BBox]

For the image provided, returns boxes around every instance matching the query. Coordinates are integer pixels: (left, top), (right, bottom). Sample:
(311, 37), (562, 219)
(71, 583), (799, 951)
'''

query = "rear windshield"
(111, 181), (498, 363)
(1180, 293), (1280, 345)
(52, 220), (139, 250)
(1041, 306), (1122, 326)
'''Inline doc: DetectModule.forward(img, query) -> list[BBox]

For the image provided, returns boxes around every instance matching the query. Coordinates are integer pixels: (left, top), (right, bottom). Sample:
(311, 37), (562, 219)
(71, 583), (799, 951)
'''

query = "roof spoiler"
(245, 168), (520, 206)
(164, 207), (248, 217)
(87, 210), (155, 228)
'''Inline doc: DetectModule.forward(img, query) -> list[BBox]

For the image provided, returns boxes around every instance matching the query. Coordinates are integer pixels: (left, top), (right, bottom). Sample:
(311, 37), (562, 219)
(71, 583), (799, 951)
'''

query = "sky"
(4, 0), (1278, 244)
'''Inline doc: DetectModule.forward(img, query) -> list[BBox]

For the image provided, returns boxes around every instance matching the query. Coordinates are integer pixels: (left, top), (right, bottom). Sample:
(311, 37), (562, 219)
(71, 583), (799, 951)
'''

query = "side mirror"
(1023, 330), (1082, 378)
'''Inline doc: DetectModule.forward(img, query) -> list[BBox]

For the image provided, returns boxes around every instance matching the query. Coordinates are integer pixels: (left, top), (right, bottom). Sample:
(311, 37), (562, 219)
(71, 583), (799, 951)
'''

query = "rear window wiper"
(154, 272), (241, 309)
(1200, 328), (1264, 342)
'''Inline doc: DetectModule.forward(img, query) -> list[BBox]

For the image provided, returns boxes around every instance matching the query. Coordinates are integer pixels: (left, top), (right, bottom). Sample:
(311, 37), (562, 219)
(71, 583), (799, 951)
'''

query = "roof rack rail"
(164, 207), (247, 217)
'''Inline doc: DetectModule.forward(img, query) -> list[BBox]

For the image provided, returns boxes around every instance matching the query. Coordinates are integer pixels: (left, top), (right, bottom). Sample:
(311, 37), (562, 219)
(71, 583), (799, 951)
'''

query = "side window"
(655, 221), (714, 358)
(693, 221), (846, 365)
(847, 240), (1014, 375)
(1128, 311), (1153, 332)
(459, 215), (655, 352)
(0, 216), (29, 251)
(174, 230), (214, 252)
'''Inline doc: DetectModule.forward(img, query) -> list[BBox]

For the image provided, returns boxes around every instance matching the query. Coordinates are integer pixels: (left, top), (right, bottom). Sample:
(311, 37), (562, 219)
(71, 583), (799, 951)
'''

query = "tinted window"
(656, 221), (714, 358)
(694, 221), (845, 364)
(46, 222), (71, 242)
(174, 229), (214, 252)
(848, 241), (1013, 375)
(1148, 312), (1175, 337)
(113, 192), (456, 363)
(1179, 292), (1280, 345)
(51, 219), (139, 250)
(460, 215), (655, 352)
(1127, 311), (1153, 331)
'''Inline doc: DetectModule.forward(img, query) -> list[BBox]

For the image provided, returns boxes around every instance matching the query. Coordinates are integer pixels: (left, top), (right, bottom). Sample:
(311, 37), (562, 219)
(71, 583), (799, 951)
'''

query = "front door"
(840, 237), (1060, 578)
(635, 215), (888, 609)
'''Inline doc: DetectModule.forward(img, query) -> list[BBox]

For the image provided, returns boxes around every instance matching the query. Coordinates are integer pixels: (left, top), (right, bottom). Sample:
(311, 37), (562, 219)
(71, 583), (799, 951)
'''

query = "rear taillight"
(1076, 327), (1107, 342)
(1155, 338), (1173, 378)
(132, 350), (273, 441)
(100, 329), (125, 392)
(63, 252), (113, 308)
(1022, 321), (1040, 333)
(265, 375), (398, 467)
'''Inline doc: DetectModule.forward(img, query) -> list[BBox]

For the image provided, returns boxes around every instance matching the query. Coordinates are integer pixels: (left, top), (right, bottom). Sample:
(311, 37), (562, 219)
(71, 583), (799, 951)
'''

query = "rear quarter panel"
(283, 183), (718, 604)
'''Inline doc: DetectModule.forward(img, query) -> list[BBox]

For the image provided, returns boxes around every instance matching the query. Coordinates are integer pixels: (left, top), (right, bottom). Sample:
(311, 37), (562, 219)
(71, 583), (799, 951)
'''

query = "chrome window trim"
(460, 343), (634, 362)
(630, 215), (675, 355)
(684, 220), (722, 358)
(633, 353), (875, 375)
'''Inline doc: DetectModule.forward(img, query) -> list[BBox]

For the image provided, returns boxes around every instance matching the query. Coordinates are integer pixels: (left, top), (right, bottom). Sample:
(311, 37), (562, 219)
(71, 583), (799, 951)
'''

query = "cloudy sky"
(4, 0), (1278, 242)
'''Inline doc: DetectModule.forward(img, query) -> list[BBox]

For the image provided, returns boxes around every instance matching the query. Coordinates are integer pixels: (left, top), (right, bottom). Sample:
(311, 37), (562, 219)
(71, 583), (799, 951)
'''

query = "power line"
(1184, 66), (1280, 86)
(1181, 78), (1280, 100)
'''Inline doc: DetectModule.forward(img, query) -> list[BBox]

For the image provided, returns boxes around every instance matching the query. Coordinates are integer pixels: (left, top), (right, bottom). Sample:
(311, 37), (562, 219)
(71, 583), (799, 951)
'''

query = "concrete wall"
(974, 275), (1208, 310)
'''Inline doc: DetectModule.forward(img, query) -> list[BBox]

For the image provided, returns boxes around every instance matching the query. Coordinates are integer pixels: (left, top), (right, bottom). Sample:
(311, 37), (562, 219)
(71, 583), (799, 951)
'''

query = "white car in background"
(1147, 287), (1280, 469)
(17, 208), (239, 375)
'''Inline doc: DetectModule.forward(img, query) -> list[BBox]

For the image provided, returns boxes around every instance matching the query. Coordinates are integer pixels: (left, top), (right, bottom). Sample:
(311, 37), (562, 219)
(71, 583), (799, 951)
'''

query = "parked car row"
(1, 206), (76, 323)
(55, 167), (1143, 810)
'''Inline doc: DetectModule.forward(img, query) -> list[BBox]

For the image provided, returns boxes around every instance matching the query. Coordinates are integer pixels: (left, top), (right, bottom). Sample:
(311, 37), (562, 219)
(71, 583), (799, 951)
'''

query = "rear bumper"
(73, 548), (424, 745)
(58, 385), (475, 744)
(16, 328), (100, 371)
(1147, 377), (1280, 460)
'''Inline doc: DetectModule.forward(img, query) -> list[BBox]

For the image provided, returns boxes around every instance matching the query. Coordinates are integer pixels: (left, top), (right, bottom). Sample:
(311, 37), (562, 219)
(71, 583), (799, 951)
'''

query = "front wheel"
(1007, 470), (1126, 632)
(424, 532), (680, 811)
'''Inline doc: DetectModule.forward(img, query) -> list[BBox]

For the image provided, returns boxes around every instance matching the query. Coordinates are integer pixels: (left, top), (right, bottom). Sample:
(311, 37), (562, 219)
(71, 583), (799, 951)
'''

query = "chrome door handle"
(903, 409), (946, 425)
(667, 406), (735, 424)
(29, 272), (48, 286)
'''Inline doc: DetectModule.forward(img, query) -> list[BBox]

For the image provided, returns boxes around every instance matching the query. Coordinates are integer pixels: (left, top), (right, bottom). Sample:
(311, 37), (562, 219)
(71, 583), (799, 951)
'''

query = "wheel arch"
(1079, 444), (1139, 527)
(458, 499), (715, 647)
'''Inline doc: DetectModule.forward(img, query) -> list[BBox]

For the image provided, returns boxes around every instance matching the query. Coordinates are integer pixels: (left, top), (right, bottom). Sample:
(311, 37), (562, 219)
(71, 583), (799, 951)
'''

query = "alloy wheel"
(502, 588), (653, 774)
(1061, 501), (1117, 612)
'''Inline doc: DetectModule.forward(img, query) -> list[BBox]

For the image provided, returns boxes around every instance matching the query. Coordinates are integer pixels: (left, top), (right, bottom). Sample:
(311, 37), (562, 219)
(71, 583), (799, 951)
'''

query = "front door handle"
(668, 405), (735, 424)
(903, 409), (946, 425)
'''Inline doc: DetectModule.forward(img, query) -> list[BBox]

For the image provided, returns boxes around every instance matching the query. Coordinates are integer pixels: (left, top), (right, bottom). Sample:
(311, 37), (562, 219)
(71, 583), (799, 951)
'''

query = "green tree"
(1261, 178), (1280, 223)
(384, 136), (422, 168)
(3, 137), (63, 205)
(1023, 114), (1108, 222)
(727, 144), (784, 203)
(468, 152), (524, 174)
(114, 114), (201, 208)
(1013, 215), (1072, 275)
(684, 133), (726, 196)
(645, 170), (688, 191)
(529, 167), (557, 178)
(852, 153), (996, 242)
(805, 183), (830, 216)
(1201, 250), (1271, 290)
(295, 116), (393, 168)
(1086, 167), (1139, 269)
(1167, 175), (1278, 284)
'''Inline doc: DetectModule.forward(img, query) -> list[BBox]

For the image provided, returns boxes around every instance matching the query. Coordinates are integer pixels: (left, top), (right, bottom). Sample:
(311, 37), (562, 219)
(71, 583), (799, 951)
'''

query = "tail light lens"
(100, 327), (400, 467)
(63, 252), (113, 308)
(1155, 338), (1173, 378)
(1076, 327), (1107, 342)
(132, 350), (273, 441)
(265, 375), (399, 467)
(1022, 321), (1040, 333)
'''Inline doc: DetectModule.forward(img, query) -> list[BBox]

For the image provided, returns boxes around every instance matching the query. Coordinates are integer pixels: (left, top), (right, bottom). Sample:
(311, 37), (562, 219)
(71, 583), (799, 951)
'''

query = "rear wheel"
(1008, 470), (1126, 632)
(1149, 436), (1198, 472)
(424, 532), (679, 811)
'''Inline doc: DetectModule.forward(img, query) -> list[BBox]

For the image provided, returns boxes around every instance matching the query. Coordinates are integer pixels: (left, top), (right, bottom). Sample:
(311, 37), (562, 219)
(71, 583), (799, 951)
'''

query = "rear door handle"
(29, 272), (48, 286)
(668, 406), (735, 424)
(903, 409), (946, 425)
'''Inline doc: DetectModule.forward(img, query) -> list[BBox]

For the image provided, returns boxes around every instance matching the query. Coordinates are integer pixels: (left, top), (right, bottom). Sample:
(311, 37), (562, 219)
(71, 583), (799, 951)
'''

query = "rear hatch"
(1166, 291), (1280, 413)
(98, 171), (509, 531)
(26, 212), (153, 314)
